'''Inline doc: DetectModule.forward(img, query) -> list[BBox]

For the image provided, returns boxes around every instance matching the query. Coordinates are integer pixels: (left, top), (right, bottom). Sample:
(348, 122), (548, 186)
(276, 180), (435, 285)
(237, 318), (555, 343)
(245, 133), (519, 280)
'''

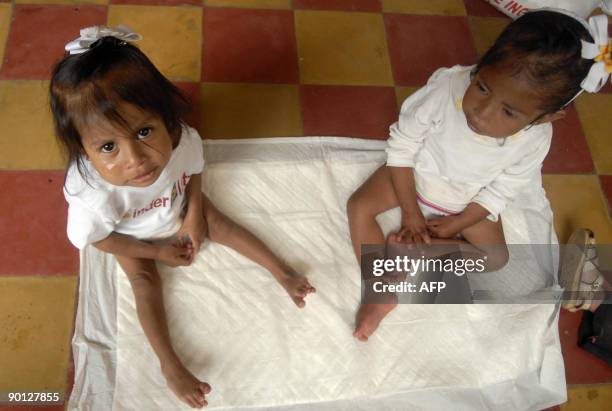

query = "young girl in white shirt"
(348, 10), (612, 341)
(51, 28), (315, 408)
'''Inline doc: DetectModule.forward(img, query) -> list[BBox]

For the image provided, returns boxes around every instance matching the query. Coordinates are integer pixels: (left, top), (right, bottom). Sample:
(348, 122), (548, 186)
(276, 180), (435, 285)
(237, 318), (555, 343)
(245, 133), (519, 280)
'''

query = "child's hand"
(156, 244), (192, 267)
(177, 213), (207, 261)
(397, 209), (431, 244)
(426, 215), (463, 239)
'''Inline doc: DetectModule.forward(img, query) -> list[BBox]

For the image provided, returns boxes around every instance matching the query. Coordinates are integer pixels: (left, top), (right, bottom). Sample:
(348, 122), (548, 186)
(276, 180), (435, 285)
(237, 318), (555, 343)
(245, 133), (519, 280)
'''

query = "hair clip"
(580, 14), (612, 93)
(64, 25), (142, 55)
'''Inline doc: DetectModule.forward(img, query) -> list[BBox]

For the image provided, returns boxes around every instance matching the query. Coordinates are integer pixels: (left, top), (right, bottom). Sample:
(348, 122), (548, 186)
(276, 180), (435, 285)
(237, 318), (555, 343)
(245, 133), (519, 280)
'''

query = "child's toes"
(293, 296), (306, 308)
(193, 395), (206, 408)
(386, 233), (399, 244)
(185, 395), (197, 408)
(189, 396), (202, 409)
(199, 383), (211, 395)
(193, 392), (206, 406)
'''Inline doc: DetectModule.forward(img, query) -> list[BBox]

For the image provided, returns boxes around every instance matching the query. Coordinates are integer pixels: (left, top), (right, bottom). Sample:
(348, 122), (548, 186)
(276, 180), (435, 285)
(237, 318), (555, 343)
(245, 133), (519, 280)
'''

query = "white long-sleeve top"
(386, 65), (552, 221)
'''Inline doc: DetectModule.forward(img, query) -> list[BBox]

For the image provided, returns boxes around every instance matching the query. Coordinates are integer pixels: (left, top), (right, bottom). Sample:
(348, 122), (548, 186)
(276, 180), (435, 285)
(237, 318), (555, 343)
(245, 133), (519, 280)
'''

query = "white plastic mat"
(68, 137), (566, 411)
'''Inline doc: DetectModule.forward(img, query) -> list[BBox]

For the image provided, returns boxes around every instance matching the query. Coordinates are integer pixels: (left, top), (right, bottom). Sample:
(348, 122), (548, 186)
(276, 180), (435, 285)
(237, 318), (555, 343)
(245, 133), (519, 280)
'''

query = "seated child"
(51, 27), (315, 408)
(347, 10), (611, 341)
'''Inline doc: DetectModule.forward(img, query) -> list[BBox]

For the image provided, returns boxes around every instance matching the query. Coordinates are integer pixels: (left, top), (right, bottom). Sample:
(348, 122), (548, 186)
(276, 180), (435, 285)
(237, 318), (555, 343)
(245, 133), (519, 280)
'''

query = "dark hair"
(476, 10), (594, 113)
(49, 36), (189, 181)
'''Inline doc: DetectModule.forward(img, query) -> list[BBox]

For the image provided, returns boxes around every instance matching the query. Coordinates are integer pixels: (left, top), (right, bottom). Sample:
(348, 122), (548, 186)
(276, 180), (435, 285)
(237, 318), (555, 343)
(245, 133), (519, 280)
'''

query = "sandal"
(559, 228), (606, 312)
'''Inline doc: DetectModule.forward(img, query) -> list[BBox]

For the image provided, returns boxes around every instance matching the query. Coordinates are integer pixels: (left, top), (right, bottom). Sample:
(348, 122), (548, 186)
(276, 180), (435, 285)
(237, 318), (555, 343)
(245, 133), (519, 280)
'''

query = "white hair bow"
(64, 25), (142, 55)
(581, 15), (612, 93)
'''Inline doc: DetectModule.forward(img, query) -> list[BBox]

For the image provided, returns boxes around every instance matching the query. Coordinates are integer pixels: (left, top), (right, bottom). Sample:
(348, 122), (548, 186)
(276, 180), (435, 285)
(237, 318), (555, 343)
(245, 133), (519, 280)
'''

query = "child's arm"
(93, 233), (192, 267)
(176, 173), (206, 256)
(385, 74), (448, 244)
(388, 166), (431, 244)
(426, 203), (489, 239)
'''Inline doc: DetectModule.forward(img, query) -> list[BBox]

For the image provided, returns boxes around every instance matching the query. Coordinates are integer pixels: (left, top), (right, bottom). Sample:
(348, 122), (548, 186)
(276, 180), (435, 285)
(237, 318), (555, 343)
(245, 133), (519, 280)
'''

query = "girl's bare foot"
(387, 231), (417, 245)
(353, 290), (398, 342)
(161, 362), (211, 409)
(279, 273), (316, 308)
(387, 232), (403, 244)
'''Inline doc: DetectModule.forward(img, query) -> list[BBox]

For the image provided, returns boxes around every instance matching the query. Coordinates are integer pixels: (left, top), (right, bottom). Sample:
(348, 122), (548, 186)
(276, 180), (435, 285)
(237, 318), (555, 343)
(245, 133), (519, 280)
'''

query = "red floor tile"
(0, 5), (107, 80)
(543, 105), (594, 174)
(301, 85), (397, 139)
(174, 82), (202, 132)
(0, 171), (78, 276)
(384, 14), (478, 86)
(294, 0), (382, 12)
(600, 175), (612, 217)
(559, 309), (612, 384)
(112, 0), (200, 5)
(203, 8), (298, 84)
(463, 0), (507, 18)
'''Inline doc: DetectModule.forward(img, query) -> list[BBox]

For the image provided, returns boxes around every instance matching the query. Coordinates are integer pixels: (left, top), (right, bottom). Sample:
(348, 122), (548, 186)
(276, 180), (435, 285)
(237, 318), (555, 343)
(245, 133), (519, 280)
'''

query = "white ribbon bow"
(581, 14), (612, 93)
(64, 25), (142, 55)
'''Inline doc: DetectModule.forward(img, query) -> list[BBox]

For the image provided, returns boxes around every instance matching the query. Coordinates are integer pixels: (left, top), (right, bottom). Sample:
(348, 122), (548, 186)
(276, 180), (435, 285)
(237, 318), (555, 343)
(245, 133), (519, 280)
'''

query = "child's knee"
(207, 213), (235, 241)
(127, 269), (161, 295)
(347, 191), (365, 218)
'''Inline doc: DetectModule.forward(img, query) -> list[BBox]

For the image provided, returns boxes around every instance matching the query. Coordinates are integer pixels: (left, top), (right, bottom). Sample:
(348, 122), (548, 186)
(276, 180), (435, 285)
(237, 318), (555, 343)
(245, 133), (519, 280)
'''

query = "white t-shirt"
(386, 65), (552, 221)
(64, 125), (205, 249)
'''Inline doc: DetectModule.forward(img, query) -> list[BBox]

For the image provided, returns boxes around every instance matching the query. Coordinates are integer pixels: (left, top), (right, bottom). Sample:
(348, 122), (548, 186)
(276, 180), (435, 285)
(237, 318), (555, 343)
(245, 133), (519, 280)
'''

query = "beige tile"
(575, 93), (612, 174)
(0, 81), (64, 169)
(0, 3), (11, 66)
(382, 0), (466, 15)
(561, 384), (612, 411)
(468, 16), (508, 57)
(295, 10), (393, 86)
(204, 0), (291, 9)
(395, 86), (419, 110)
(543, 175), (612, 244)
(108, 5), (202, 81)
(0, 276), (77, 393)
(200, 82), (302, 138)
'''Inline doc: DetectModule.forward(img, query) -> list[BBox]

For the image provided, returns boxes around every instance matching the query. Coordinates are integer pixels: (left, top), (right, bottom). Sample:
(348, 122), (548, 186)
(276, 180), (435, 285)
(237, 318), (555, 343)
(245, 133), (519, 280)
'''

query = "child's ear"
(536, 109), (566, 124)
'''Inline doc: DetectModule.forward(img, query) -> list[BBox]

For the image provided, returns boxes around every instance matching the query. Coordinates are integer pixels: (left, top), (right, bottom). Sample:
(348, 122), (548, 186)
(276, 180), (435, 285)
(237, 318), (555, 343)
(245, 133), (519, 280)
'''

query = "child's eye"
(503, 108), (516, 118)
(137, 127), (152, 139)
(477, 82), (488, 93)
(101, 142), (115, 153)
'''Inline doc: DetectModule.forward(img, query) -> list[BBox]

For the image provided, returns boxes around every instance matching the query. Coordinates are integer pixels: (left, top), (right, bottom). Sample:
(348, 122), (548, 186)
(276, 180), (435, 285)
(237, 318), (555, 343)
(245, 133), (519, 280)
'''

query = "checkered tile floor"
(0, 1), (610, 410)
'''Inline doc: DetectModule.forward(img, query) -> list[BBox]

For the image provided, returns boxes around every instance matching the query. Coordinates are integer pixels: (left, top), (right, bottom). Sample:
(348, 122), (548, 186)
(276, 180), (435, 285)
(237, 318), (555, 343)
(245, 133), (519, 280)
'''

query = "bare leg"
(347, 166), (509, 341)
(347, 166), (403, 341)
(459, 216), (508, 270)
(201, 194), (315, 307)
(347, 166), (403, 262)
(116, 255), (211, 409)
